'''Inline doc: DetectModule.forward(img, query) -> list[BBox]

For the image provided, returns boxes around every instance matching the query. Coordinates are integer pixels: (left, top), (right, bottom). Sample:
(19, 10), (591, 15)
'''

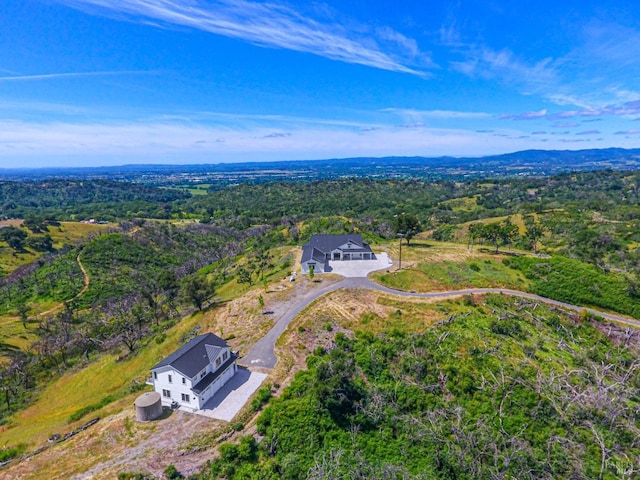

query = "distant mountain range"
(2, 147), (640, 183)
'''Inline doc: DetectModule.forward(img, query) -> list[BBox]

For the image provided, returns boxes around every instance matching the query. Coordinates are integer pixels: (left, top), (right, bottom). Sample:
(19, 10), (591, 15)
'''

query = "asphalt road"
(240, 277), (640, 369)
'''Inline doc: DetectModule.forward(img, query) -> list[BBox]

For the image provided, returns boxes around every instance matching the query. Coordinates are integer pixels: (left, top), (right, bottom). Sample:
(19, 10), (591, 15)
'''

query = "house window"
(182, 377), (186, 385)
(153, 372), (157, 380)
(162, 389), (171, 398)
(200, 370), (206, 379)
(181, 393), (190, 403)
(223, 351), (228, 361)
(168, 374), (172, 383)
(216, 357), (221, 366)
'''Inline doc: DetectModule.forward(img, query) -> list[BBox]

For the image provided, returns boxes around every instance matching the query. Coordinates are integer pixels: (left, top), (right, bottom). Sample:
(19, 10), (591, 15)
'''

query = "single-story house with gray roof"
(151, 333), (237, 411)
(301, 234), (375, 273)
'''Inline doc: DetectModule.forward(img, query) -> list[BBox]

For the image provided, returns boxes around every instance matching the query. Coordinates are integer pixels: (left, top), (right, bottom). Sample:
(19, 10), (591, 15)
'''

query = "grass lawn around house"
(0, 310), (208, 448)
(371, 239), (529, 292)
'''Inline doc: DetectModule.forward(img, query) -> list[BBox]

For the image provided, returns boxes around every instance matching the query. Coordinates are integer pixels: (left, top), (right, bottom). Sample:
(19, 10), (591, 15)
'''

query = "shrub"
(250, 385), (273, 412)
(164, 464), (184, 479)
(489, 318), (524, 338)
(68, 395), (117, 423)
(0, 444), (27, 463)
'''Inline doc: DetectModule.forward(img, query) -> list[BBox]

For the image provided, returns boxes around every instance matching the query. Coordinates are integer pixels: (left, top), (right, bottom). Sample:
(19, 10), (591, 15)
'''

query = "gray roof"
(301, 246), (327, 264)
(302, 234), (372, 257)
(151, 333), (229, 378)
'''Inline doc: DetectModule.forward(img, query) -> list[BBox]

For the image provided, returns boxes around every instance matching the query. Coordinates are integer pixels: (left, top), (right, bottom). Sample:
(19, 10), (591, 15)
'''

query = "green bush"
(0, 444), (27, 462)
(250, 385), (272, 412)
(67, 395), (116, 423)
(505, 255), (640, 318)
(164, 464), (184, 479)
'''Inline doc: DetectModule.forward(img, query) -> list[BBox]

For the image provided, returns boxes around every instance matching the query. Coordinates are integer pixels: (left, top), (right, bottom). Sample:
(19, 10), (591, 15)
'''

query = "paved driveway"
(324, 252), (392, 277)
(188, 367), (267, 421)
(241, 276), (640, 370)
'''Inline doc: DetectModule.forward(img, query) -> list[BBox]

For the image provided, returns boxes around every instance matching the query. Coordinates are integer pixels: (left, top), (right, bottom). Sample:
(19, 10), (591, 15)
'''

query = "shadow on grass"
(477, 248), (524, 257)
(406, 243), (432, 249)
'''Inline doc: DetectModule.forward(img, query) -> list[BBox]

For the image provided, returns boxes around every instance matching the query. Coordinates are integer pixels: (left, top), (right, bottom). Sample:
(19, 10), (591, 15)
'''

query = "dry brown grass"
(2, 242), (467, 478)
(3, 402), (225, 479)
(274, 289), (447, 384)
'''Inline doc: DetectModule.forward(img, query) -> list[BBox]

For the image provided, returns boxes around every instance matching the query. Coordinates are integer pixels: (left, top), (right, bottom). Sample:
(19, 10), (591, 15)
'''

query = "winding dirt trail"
(37, 252), (90, 318)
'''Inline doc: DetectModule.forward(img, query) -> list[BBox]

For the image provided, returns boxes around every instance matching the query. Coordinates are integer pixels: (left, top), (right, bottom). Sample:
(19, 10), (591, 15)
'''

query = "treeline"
(198, 296), (640, 479)
(0, 220), (253, 422)
(0, 179), (190, 220)
(2, 170), (639, 228)
(177, 170), (640, 226)
(181, 179), (467, 230)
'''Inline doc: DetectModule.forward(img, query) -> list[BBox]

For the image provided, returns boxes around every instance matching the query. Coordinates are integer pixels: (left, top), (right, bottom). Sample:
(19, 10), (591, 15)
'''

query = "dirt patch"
(2, 407), (226, 479)
(200, 275), (340, 357)
(0, 219), (23, 227)
(273, 289), (446, 383)
(1, 275), (345, 478)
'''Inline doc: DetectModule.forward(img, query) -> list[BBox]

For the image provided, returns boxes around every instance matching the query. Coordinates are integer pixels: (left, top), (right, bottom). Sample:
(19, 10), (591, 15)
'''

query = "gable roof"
(301, 246), (326, 264)
(151, 333), (229, 378)
(192, 353), (238, 394)
(303, 234), (371, 255)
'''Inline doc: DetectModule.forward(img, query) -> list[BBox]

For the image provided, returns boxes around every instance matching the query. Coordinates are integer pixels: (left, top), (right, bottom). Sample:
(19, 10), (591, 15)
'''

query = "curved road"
(240, 277), (640, 369)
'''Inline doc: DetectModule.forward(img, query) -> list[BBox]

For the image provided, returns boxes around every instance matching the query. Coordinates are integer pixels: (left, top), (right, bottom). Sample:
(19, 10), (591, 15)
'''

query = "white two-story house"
(151, 333), (237, 411)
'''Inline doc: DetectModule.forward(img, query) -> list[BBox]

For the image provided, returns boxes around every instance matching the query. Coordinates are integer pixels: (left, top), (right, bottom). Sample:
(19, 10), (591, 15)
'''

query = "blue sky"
(1, 0), (640, 167)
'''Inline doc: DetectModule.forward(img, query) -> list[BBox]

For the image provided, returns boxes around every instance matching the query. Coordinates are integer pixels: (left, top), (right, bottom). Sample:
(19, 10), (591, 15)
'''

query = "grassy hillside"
(0, 221), (108, 277)
(203, 295), (640, 479)
(373, 239), (640, 320)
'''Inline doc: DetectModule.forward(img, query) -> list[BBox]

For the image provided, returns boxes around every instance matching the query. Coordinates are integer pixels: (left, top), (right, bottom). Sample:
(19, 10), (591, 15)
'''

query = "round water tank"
(134, 391), (163, 422)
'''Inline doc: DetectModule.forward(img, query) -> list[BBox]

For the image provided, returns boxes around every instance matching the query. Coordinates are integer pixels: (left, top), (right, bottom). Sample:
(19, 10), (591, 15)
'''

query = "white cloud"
(381, 108), (492, 120)
(452, 47), (557, 95)
(1, 117), (633, 168)
(548, 100), (640, 119)
(55, 0), (432, 76)
(0, 70), (149, 82)
(499, 109), (548, 120)
(445, 19), (640, 111)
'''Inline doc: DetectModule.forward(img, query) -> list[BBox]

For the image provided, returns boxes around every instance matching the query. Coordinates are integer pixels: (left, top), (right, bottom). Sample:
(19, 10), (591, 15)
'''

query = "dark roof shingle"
(302, 234), (372, 255)
(151, 333), (229, 378)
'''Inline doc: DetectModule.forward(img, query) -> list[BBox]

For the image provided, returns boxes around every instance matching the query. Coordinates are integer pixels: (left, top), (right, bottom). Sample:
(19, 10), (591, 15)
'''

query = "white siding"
(151, 346), (237, 410)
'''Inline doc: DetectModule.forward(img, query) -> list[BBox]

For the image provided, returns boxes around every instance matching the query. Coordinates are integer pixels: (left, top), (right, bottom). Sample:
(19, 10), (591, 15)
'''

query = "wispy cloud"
(2, 116), (634, 168)
(577, 21), (640, 71)
(548, 100), (640, 119)
(263, 132), (291, 138)
(445, 18), (640, 112)
(56, 0), (432, 76)
(499, 109), (547, 120)
(614, 129), (640, 135)
(381, 108), (491, 120)
(451, 47), (557, 95)
(0, 70), (149, 82)
(575, 130), (600, 135)
(552, 122), (579, 128)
